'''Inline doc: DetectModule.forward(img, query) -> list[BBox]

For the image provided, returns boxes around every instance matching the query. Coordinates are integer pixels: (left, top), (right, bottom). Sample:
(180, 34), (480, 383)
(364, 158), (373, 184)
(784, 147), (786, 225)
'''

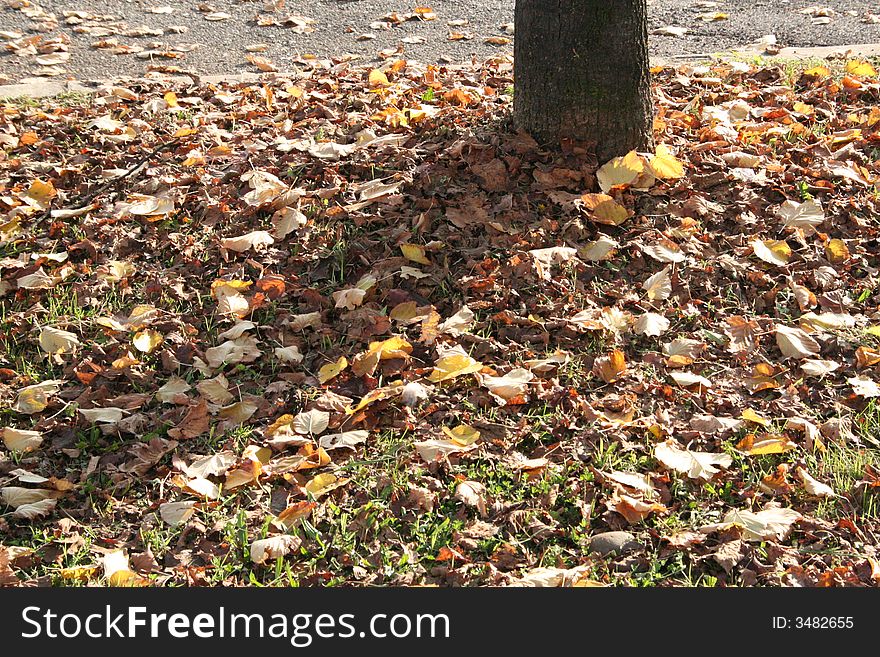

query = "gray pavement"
(1, 0), (880, 84)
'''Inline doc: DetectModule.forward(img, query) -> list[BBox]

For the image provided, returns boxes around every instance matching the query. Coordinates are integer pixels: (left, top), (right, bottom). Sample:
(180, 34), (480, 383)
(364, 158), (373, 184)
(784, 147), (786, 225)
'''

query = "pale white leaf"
(292, 409), (330, 435)
(655, 440), (732, 480)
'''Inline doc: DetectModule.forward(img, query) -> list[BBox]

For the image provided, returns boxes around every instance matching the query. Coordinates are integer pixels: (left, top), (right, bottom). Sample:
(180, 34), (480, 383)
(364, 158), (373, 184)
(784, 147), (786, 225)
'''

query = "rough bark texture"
(514, 0), (653, 161)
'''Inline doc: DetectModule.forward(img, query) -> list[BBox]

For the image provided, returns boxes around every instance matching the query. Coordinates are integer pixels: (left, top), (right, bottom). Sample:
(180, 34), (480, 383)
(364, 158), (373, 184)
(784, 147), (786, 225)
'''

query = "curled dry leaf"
(594, 350), (627, 384)
(250, 534), (301, 564)
(796, 467), (838, 498)
(455, 480), (488, 516)
(608, 493), (667, 524)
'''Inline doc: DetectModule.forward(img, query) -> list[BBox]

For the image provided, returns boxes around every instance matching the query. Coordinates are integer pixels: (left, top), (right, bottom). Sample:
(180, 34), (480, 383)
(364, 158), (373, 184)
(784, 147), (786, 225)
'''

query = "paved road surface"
(1, 0), (880, 83)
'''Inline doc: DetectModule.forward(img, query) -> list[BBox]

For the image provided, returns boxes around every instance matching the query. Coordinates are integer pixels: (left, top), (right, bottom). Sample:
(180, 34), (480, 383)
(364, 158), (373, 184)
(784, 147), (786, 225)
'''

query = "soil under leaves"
(3, 54), (880, 587)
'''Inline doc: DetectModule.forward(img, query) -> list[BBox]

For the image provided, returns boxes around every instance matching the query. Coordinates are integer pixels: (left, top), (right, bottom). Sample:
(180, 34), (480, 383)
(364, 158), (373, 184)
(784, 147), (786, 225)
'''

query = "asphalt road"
(1, 0), (880, 83)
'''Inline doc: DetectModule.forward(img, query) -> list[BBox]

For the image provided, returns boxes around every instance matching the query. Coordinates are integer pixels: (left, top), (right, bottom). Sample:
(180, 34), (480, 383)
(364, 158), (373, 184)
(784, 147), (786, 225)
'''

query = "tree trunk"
(514, 0), (653, 162)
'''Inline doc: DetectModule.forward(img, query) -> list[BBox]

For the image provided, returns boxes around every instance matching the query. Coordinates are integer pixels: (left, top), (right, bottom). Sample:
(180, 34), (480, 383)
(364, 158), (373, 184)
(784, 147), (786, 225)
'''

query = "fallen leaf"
(250, 535), (301, 564)
(736, 434), (798, 455)
(2, 427), (43, 453)
(608, 493), (667, 523)
(597, 150), (644, 192)
(649, 144), (684, 179)
(319, 430), (368, 451)
(318, 356), (348, 384)
(132, 329), (163, 353)
(849, 376), (880, 398)
(38, 327), (80, 355)
(594, 350), (627, 384)
(293, 409), (330, 435)
(159, 501), (196, 526)
(776, 325), (820, 359)
(221, 231), (275, 253)
(455, 480), (488, 516)
(655, 440), (732, 480)
(715, 506), (801, 542)
(752, 239), (792, 266)
(428, 352), (483, 383)
(634, 312), (670, 337)
(304, 473), (348, 498)
(478, 367), (534, 401)
(441, 424), (480, 446)
(796, 467), (838, 498)
(643, 266), (673, 301)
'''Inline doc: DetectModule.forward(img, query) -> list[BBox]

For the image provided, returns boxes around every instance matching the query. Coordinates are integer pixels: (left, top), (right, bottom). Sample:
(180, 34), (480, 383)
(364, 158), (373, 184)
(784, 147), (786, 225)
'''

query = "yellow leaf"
(866, 326), (880, 338)
(211, 279), (252, 298)
(132, 329), (163, 353)
(59, 566), (100, 582)
(400, 243), (431, 265)
(173, 127), (198, 137)
(0, 216), (22, 242)
(649, 144), (684, 179)
(352, 336), (413, 377)
(846, 60), (877, 77)
(741, 408), (771, 427)
(803, 65), (831, 77)
(736, 434), (798, 455)
(318, 356), (348, 384)
(26, 179), (56, 208)
(346, 383), (404, 414)
(825, 239), (849, 264)
(441, 424), (480, 446)
(752, 239), (791, 266)
(581, 194), (630, 226)
(594, 349), (627, 384)
(428, 353), (483, 383)
(369, 69), (390, 87)
(596, 150), (644, 193)
(164, 91), (178, 107)
(305, 473), (348, 499)
(390, 301), (420, 322)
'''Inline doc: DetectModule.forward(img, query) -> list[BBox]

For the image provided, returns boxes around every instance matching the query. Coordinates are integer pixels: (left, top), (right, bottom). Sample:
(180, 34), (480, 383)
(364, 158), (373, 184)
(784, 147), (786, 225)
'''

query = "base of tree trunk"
(513, 0), (654, 162)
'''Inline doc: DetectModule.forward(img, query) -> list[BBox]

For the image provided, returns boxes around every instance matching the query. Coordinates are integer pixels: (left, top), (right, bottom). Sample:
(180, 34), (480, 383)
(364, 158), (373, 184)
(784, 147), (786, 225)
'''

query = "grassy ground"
(2, 54), (880, 587)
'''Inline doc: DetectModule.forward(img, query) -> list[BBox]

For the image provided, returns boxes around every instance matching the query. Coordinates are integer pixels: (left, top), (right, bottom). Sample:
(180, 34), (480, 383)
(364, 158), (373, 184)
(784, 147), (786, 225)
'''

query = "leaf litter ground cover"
(3, 55), (880, 587)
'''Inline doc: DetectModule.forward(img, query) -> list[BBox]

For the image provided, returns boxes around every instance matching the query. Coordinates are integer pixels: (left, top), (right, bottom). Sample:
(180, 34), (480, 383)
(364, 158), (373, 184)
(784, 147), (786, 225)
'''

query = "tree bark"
(514, 0), (653, 162)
